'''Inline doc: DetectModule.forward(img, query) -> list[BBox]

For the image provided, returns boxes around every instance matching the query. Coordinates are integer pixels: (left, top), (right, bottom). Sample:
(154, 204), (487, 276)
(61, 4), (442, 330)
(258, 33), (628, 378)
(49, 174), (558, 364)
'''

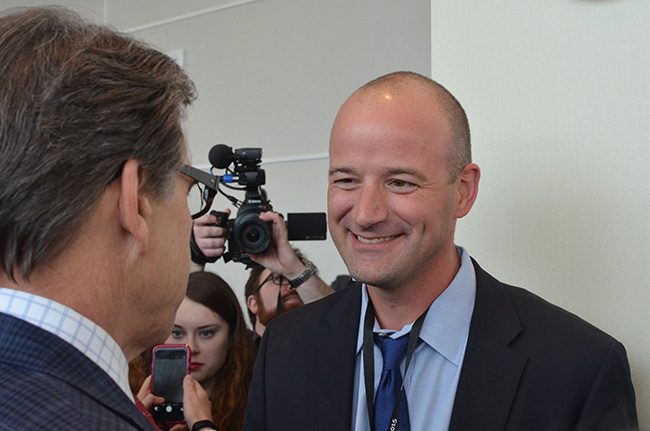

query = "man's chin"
(345, 257), (394, 284)
(348, 272), (397, 291)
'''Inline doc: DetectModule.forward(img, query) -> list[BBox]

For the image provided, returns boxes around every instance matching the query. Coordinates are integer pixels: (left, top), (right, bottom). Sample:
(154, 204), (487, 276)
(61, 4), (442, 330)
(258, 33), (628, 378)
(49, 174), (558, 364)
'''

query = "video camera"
(204, 144), (326, 267)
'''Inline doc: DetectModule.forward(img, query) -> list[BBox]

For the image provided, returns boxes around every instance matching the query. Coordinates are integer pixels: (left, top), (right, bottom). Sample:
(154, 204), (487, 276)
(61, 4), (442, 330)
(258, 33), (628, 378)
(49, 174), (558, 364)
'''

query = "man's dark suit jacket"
(0, 313), (158, 430)
(243, 259), (638, 431)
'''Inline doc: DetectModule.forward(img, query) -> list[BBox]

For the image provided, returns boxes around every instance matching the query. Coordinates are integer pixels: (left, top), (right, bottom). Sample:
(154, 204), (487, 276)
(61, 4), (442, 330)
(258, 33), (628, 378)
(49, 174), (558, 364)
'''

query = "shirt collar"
(356, 246), (476, 366)
(0, 288), (133, 400)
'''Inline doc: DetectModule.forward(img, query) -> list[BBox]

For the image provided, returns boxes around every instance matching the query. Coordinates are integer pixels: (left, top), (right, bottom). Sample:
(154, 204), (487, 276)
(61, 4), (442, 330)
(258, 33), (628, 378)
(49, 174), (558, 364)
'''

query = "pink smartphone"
(150, 344), (191, 426)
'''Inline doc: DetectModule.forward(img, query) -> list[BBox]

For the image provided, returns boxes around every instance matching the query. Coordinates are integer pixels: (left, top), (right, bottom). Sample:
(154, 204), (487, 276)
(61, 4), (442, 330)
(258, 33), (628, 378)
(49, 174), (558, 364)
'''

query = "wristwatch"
(288, 258), (318, 288)
(191, 420), (219, 431)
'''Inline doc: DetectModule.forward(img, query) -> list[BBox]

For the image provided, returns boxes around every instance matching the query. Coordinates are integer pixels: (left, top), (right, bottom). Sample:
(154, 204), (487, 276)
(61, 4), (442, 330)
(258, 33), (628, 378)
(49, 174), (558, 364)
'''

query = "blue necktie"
(373, 333), (410, 431)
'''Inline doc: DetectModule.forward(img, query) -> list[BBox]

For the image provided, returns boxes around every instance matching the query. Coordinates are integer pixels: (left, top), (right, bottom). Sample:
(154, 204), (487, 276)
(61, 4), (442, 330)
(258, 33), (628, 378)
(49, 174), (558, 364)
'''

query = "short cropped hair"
(0, 7), (197, 281)
(356, 71), (471, 181)
(244, 248), (307, 327)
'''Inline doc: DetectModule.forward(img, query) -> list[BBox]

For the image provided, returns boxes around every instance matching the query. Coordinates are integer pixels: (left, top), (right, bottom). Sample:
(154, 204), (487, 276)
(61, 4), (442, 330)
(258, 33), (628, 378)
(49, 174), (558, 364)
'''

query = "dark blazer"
(0, 313), (158, 430)
(243, 259), (638, 431)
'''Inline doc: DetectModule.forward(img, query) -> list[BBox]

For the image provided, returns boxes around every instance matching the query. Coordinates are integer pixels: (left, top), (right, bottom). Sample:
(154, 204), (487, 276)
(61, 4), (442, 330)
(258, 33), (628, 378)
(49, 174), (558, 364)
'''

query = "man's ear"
(118, 159), (153, 254)
(454, 163), (480, 219)
(247, 295), (259, 315)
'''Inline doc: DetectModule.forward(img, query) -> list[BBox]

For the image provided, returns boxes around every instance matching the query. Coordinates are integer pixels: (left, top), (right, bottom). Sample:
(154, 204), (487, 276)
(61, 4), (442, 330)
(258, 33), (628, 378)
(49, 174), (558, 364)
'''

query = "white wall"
(112, 0), (430, 299)
(0, 0), (429, 344)
(431, 0), (650, 425)
(0, 0), (429, 301)
(1, 0), (645, 424)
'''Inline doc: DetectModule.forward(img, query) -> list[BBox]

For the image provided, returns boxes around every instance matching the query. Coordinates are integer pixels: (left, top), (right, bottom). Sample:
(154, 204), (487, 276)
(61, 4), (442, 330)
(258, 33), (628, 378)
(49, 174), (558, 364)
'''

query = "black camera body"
(207, 144), (326, 267)
(210, 146), (272, 266)
(212, 197), (273, 266)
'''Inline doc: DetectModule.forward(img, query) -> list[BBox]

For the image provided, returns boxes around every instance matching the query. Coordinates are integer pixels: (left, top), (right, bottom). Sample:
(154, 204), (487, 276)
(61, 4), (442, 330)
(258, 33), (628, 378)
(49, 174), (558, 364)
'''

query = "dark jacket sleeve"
(242, 328), (269, 431)
(576, 341), (638, 430)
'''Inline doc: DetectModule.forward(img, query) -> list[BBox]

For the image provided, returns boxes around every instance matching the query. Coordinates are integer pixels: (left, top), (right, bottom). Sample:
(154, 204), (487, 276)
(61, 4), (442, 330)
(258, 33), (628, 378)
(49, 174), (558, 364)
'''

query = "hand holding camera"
(190, 144), (326, 268)
(187, 144), (334, 303)
(191, 210), (230, 262)
(243, 210), (312, 279)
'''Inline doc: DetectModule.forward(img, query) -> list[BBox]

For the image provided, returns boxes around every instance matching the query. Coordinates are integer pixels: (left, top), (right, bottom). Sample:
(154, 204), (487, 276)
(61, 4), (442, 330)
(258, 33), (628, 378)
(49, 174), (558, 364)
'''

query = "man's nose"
(352, 183), (389, 228)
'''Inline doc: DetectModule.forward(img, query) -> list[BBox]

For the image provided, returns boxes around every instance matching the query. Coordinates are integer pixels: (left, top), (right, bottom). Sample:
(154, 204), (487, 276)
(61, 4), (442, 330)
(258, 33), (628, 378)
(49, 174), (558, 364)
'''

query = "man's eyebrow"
(329, 166), (427, 180)
(385, 167), (427, 180)
(329, 167), (355, 176)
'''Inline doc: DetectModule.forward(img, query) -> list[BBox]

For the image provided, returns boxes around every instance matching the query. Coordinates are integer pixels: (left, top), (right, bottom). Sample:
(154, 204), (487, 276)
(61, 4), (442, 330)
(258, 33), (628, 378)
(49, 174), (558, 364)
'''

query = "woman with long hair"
(132, 271), (256, 431)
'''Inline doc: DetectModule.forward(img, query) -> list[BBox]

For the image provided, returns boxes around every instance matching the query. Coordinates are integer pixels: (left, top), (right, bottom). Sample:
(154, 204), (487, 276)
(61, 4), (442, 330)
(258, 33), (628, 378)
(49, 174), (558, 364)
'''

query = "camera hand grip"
(210, 210), (229, 227)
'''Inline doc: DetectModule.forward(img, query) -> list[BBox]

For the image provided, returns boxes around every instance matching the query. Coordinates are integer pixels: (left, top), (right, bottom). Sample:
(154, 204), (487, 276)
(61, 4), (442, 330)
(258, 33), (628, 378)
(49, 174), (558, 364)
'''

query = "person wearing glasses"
(190, 210), (334, 310)
(242, 72), (638, 431)
(133, 271), (256, 431)
(243, 247), (310, 348)
(0, 6), (215, 431)
(169, 169), (334, 346)
(178, 153), (334, 309)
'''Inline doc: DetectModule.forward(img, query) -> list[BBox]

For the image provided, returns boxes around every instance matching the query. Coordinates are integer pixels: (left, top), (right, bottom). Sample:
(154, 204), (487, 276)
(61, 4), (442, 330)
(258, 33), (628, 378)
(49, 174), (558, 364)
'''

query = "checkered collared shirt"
(0, 287), (133, 400)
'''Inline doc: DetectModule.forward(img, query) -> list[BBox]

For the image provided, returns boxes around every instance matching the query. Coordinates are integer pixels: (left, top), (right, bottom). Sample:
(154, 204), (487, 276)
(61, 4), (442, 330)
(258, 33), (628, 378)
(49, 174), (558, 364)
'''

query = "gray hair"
(0, 6), (197, 281)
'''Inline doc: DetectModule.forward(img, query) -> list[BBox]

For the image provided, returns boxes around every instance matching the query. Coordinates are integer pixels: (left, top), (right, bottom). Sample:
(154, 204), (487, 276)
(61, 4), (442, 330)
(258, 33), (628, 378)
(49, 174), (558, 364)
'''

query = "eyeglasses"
(254, 272), (288, 293)
(179, 164), (219, 219)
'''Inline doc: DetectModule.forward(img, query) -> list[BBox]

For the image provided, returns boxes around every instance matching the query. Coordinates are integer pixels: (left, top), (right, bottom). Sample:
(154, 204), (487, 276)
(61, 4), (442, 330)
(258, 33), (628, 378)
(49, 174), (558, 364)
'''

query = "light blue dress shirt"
(0, 288), (133, 400)
(351, 246), (476, 431)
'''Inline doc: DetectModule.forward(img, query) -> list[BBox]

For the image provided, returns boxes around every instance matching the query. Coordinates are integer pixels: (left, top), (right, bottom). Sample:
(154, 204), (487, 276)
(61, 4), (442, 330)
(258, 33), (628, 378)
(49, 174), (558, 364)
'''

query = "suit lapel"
(448, 261), (527, 431)
(282, 264), (526, 430)
(306, 284), (362, 430)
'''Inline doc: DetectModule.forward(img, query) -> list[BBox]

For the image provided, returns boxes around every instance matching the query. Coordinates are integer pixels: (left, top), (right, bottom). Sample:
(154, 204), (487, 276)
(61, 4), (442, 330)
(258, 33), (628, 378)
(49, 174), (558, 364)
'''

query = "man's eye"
(388, 179), (417, 192)
(332, 177), (358, 188)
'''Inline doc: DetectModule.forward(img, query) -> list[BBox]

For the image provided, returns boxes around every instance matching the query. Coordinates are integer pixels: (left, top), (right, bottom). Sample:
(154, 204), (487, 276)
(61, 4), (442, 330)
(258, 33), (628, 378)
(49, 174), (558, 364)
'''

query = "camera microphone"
(201, 144), (325, 267)
(209, 144), (233, 169)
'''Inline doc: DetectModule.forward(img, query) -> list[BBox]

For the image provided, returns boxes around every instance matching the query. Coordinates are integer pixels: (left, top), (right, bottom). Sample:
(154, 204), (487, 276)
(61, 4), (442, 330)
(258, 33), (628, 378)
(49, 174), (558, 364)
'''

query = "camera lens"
(235, 213), (271, 254)
(244, 226), (261, 243)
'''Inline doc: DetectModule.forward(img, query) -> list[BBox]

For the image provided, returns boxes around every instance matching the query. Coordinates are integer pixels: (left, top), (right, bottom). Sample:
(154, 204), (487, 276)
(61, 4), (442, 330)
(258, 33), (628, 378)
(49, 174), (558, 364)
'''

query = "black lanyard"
(276, 275), (285, 317)
(362, 299), (429, 431)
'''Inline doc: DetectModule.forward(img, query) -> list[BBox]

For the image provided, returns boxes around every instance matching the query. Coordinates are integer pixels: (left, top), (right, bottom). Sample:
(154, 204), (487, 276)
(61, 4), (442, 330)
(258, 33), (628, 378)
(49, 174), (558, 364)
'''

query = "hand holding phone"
(151, 344), (190, 426)
(180, 374), (214, 430)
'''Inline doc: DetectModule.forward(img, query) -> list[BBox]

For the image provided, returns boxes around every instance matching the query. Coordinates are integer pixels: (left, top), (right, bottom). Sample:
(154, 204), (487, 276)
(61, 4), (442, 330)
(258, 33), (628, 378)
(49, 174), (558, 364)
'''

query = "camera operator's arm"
(289, 266), (333, 304)
(249, 211), (333, 303)
(189, 210), (230, 272)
